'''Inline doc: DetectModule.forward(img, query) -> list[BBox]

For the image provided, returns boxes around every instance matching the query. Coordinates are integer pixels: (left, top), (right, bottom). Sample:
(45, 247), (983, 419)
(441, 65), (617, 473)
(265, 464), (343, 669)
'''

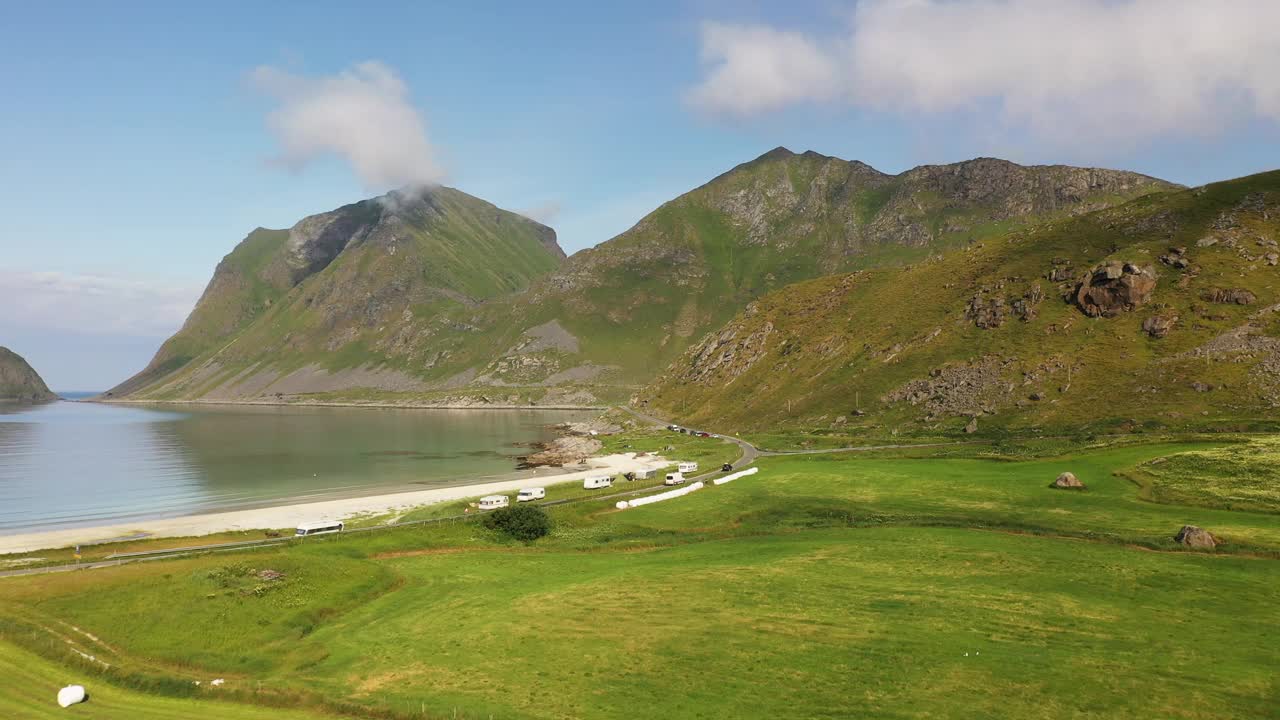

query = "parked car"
(664, 472), (685, 485)
(697, 431), (711, 438)
(478, 495), (509, 510)
(516, 487), (546, 502)
(721, 463), (733, 472)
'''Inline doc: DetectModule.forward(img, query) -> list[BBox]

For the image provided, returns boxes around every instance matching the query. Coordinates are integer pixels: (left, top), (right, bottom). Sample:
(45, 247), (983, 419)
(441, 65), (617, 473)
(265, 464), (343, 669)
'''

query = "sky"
(1, 0), (1278, 390)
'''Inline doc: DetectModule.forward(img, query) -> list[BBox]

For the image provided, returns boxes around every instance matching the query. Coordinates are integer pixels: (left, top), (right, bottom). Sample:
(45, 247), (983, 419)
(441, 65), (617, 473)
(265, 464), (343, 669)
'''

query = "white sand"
(0, 452), (667, 555)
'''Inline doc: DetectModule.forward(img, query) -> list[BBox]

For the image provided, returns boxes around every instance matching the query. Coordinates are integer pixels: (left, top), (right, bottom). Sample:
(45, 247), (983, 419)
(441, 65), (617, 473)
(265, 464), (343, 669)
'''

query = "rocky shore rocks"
(520, 435), (603, 468)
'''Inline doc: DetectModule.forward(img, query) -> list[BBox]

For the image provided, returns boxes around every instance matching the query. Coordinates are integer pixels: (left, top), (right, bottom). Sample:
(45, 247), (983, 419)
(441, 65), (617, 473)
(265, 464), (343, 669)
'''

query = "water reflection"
(0, 402), (587, 532)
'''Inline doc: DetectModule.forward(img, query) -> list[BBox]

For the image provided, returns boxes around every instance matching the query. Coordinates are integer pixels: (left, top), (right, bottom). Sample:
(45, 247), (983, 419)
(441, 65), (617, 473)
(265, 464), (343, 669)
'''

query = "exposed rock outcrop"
(1174, 525), (1219, 549)
(1074, 262), (1158, 317)
(1202, 288), (1257, 305)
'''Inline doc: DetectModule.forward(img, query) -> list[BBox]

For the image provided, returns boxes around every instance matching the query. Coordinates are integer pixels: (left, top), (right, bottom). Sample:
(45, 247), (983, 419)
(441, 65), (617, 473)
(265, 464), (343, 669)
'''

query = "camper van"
(478, 495), (509, 510)
(516, 487), (546, 502)
(634, 468), (657, 480)
(583, 474), (613, 489)
(664, 472), (685, 485)
(295, 520), (344, 537)
(677, 461), (699, 473)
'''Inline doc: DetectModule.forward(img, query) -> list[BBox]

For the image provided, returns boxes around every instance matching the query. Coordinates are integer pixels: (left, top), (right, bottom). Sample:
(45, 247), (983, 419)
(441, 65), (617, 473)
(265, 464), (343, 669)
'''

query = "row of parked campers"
(477, 487), (547, 510)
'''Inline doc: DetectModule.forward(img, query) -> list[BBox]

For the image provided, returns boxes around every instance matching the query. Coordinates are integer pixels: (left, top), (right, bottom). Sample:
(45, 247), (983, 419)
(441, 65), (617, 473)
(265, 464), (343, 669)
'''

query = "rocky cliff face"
(0, 347), (56, 402)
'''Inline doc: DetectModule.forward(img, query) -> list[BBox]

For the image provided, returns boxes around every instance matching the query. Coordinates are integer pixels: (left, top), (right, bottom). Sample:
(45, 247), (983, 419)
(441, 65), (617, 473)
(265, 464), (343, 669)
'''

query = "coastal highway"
(619, 406), (760, 468)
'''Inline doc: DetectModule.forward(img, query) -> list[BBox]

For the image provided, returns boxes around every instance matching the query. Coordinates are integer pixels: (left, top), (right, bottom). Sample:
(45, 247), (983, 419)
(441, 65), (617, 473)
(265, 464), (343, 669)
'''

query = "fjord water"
(0, 401), (588, 533)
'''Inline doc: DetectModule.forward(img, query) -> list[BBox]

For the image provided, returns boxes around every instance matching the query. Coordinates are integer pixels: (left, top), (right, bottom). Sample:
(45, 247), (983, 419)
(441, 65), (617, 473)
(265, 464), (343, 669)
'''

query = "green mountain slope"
(113, 149), (1174, 405)
(639, 170), (1280, 438)
(0, 347), (56, 402)
(110, 186), (563, 401)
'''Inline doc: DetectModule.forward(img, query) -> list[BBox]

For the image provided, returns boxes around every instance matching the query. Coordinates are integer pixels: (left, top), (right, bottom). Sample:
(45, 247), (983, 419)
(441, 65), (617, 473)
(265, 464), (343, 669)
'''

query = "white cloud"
(250, 61), (445, 190)
(517, 201), (562, 226)
(0, 269), (202, 339)
(689, 0), (1280, 145)
(688, 24), (840, 116)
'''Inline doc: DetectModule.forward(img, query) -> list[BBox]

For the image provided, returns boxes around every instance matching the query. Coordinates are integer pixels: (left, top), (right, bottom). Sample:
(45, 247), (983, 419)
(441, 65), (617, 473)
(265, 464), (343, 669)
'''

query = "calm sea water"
(0, 400), (589, 533)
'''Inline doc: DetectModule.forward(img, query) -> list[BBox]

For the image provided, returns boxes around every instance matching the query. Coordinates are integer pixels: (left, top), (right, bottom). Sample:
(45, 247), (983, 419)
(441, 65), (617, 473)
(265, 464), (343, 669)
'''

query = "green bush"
(482, 505), (552, 542)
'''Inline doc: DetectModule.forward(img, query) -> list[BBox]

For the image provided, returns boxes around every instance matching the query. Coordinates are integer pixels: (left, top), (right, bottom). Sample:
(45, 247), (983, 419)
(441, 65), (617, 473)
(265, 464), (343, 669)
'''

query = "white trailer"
(677, 461), (699, 473)
(664, 472), (685, 485)
(295, 520), (345, 537)
(583, 474), (613, 489)
(516, 488), (546, 502)
(478, 495), (510, 510)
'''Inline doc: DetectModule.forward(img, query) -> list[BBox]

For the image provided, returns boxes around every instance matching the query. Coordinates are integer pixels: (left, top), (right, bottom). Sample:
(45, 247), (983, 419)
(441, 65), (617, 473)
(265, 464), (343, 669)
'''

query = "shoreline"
(0, 452), (667, 555)
(89, 397), (609, 411)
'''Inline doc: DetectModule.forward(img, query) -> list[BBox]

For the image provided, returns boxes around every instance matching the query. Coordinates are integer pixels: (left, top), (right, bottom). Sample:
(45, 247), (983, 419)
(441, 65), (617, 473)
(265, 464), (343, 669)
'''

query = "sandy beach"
(0, 452), (667, 554)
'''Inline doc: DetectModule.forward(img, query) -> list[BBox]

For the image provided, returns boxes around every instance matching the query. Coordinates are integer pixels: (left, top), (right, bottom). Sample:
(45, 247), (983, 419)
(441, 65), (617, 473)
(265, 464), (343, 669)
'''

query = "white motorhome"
(583, 474), (613, 489)
(634, 468), (657, 480)
(516, 487), (546, 502)
(478, 495), (510, 510)
(677, 461), (699, 473)
(295, 520), (344, 537)
(664, 472), (685, 485)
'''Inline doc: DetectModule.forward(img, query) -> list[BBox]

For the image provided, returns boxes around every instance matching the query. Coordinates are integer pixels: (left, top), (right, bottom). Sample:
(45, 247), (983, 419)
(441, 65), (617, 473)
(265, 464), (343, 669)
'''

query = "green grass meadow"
(2, 439), (1279, 718)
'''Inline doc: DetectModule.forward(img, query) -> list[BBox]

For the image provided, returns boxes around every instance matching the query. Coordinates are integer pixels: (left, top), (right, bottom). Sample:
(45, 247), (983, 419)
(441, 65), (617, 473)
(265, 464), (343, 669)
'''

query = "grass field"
(2, 439), (1279, 718)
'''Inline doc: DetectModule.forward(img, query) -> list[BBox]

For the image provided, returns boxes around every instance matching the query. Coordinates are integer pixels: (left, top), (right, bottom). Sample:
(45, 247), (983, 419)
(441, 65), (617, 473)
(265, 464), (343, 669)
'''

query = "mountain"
(109, 185), (564, 401)
(0, 347), (56, 403)
(112, 150), (1175, 405)
(639, 170), (1280, 438)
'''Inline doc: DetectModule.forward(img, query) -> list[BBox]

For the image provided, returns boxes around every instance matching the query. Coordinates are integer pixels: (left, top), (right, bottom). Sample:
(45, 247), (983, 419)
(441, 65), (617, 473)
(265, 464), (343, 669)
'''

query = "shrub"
(482, 505), (552, 542)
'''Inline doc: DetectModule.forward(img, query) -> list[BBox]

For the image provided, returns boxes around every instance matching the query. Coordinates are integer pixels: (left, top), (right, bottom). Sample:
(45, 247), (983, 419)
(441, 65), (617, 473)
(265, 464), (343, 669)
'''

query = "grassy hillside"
(0, 640), (345, 719)
(1, 439), (1278, 718)
(112, 150), (1173, 406)
(112, 186), (564, 401)
(0, 346), (55, 402)
(642, 170), (1280, 439)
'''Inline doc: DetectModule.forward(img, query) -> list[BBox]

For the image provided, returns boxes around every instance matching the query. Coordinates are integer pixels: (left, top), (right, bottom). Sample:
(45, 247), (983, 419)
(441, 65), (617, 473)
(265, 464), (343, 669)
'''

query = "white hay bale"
(57, 685), (86, 707)
(615, 501), (630, 510)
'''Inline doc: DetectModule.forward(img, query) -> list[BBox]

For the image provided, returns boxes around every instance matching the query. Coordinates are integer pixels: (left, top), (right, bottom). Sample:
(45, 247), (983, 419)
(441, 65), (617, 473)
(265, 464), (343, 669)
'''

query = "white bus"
(584, 474), (613, 489)
(678, 461), (699, 473)
(295, 520), (344, 537)
(517, 488), (546, 502)
(478, 495), (510, 510)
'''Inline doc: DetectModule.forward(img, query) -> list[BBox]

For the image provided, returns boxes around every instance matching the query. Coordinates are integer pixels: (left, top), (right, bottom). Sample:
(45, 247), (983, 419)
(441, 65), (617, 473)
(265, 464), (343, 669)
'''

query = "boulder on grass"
(1175, 525), (1218, 549)
(1050, 472), (1085, 489)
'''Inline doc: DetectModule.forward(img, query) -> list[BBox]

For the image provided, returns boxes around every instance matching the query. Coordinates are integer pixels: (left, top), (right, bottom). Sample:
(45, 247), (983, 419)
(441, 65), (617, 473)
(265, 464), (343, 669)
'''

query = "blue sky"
(2, 1), (1278, 390)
